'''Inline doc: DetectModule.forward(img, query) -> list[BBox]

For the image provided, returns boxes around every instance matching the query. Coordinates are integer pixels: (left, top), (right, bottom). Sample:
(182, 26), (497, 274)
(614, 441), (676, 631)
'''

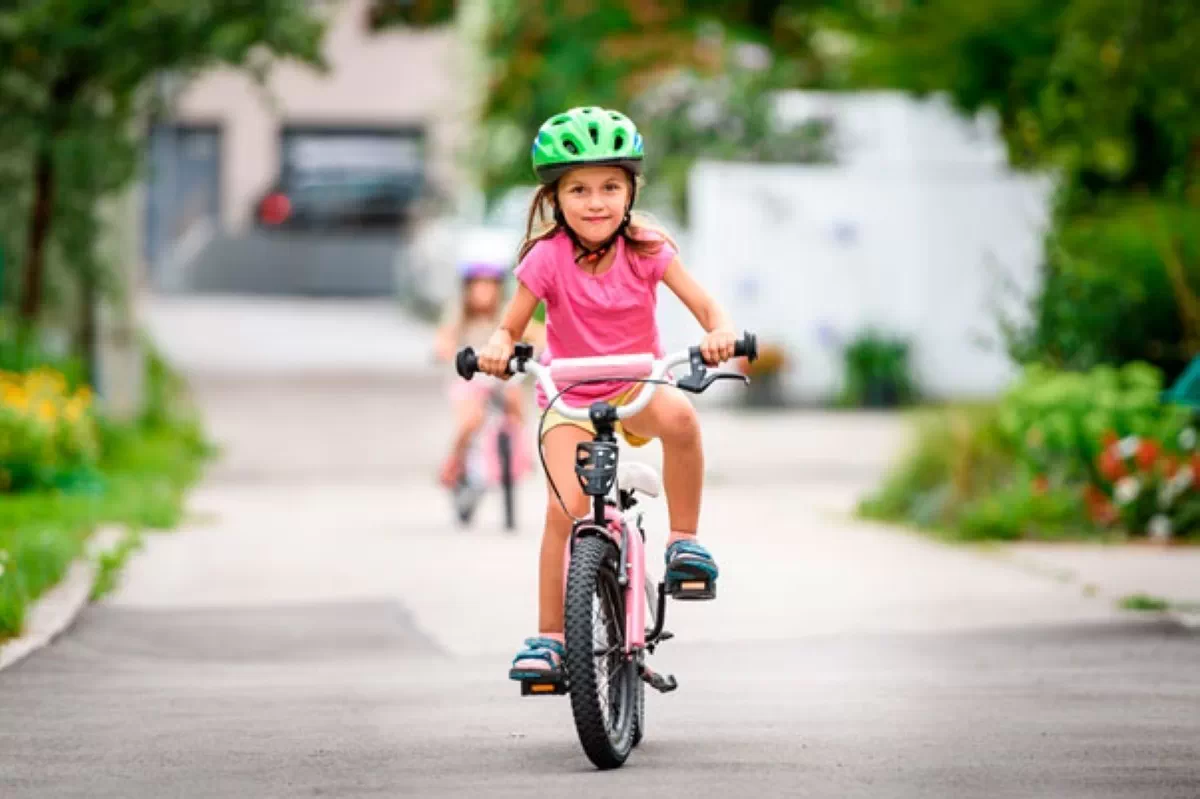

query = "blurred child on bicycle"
(434, 261), (544, 488)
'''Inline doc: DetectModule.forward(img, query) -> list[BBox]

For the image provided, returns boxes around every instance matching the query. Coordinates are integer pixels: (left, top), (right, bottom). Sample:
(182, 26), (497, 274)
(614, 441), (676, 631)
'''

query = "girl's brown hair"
(516, 171), (678, 274)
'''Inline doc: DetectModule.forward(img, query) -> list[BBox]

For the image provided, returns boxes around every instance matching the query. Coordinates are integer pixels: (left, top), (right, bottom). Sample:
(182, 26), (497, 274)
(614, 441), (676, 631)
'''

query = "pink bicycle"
(456, 332), (758, 769)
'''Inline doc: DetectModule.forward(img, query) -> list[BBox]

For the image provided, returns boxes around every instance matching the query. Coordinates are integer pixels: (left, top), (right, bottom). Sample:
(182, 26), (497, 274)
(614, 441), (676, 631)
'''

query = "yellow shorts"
(538, 384), (652, 448)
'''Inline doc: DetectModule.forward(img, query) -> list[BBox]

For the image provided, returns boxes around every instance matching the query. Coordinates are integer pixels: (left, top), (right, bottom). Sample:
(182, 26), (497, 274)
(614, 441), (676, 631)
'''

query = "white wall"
(678, 91), (1053, 402)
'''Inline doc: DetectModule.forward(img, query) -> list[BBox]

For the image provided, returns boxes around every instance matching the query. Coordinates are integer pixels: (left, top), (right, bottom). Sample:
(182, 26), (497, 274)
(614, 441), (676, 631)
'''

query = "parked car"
(255, 169), (424, 232)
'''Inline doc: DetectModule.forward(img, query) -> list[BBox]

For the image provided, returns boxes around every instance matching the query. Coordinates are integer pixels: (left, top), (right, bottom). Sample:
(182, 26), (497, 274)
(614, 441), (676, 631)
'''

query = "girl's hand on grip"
(479, 330), (515, 378)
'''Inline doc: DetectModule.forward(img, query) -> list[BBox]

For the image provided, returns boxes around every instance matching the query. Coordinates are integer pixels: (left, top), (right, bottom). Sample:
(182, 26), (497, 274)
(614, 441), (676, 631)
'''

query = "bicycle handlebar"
(455, 332), (758, 423)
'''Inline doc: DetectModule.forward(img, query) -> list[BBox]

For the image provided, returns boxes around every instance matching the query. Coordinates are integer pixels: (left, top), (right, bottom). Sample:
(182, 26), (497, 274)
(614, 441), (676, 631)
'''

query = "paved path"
(1, 296), (1195, 797)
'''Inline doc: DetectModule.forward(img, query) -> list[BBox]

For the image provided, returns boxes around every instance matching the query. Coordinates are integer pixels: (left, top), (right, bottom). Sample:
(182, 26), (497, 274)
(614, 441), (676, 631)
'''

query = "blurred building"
(145, 0), (480, 295)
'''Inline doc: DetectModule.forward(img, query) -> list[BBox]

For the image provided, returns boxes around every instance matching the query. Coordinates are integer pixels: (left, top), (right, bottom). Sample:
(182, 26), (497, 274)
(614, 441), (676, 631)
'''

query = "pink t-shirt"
(514, 229), (677, 409)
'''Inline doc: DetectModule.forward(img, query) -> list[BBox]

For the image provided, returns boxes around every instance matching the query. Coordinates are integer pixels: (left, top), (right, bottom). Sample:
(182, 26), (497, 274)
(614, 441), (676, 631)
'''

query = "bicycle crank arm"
(641, 666), (678, 694)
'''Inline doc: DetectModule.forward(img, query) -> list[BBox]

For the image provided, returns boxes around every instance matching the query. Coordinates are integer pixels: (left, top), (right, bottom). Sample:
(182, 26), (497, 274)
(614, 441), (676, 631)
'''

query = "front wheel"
(564, 534), (637, 769)
(497, 429), (515, 531)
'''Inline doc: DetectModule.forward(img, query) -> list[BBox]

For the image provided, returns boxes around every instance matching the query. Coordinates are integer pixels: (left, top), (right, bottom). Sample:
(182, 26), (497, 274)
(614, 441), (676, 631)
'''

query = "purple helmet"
(458, 261), (508, 282)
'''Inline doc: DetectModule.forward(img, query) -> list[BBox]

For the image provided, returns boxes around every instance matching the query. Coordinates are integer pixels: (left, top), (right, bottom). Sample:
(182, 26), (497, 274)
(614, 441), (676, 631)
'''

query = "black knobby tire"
(631, 667), (646, 748)
(497, 429), (515, 531)
(564, 534), (637, 769)
(632, 577), (655, 748)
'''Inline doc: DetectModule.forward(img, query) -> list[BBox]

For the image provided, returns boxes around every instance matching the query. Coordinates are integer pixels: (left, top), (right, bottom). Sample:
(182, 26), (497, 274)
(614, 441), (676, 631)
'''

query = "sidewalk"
(127, 294), (1199, 662)
(1000, 541), (1200, 625)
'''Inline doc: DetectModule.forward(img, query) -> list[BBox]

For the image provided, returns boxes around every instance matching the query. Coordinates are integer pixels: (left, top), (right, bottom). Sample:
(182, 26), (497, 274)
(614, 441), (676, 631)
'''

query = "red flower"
(1031, 475), (1049, 495)
(1101, 430), (1119, 449)
(1136, 439), (1160, 471)
(1098, 450), (1126, 482)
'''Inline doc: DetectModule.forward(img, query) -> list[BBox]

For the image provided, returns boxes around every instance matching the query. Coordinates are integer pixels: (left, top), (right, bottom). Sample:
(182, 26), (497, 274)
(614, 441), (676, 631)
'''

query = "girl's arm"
(661, 258), (738, 365)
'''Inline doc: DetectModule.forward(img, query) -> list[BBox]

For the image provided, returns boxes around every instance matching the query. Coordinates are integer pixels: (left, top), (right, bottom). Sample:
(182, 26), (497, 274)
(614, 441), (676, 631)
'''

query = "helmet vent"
(613, 134), (624, 150)
(563, 139), (579, 154)
(553, 116), (569, 125)
(587, 124), (600, 144)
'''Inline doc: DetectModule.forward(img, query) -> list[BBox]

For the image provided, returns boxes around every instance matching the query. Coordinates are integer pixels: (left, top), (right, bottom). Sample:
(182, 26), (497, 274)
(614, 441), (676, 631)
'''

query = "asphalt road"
(1, 606), (1196, 798)
(1, 300), (1197, 797)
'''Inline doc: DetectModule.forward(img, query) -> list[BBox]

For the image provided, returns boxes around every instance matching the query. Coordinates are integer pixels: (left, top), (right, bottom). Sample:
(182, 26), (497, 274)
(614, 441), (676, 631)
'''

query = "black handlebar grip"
(734, 332), (758, 362)
(455, 347), (478, 380)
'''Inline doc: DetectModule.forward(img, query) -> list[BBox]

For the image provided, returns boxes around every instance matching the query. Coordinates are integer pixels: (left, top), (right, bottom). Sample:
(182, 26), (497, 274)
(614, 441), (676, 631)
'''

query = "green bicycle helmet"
(531, 106), (644, 184)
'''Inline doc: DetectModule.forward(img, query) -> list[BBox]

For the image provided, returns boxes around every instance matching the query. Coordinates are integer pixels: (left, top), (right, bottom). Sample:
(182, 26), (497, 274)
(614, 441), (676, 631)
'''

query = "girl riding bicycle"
(472, 106), (740, 682)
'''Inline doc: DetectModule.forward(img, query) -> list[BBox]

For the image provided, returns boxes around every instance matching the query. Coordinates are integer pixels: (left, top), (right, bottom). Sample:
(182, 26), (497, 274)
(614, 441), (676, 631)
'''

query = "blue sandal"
(509, 637), (566, 682)
(664, 539), (719, 601)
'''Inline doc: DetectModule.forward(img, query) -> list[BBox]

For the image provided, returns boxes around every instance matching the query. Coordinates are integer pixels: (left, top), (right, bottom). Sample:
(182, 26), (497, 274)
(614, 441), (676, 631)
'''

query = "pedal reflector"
(681, 581), (707, 590)
(530, 684), (555, 693)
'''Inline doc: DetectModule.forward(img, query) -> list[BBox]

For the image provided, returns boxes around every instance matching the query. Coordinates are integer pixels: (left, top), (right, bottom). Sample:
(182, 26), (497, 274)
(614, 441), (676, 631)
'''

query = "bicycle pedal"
(641, 667), (678, 694)
(665, 577), (716, 601)
(518, 677), (568, 697)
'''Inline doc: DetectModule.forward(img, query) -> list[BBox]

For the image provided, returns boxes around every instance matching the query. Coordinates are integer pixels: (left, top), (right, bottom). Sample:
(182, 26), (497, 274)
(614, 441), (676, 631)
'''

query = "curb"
(0, 527), (125, 674)
(989, 546), (1200, 632)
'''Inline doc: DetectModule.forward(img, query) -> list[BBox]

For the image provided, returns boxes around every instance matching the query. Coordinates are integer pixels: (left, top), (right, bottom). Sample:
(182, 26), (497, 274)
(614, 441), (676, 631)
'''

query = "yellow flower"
(3, 385), (28, 412)
(75, 386), (93, 405)
(36, 399), (58, 424)
(64, 397), (86, 423)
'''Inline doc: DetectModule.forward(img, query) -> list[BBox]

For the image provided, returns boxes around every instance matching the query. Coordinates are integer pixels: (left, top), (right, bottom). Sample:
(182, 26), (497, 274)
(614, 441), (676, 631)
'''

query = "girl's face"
(465, 278), (501, 315)
(555, 166), (631, 248)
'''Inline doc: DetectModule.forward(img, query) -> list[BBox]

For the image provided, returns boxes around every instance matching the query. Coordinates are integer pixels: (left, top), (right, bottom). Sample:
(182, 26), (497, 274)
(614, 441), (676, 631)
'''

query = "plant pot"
(864, 378), (901, 409)
(743, 371), (785, 408)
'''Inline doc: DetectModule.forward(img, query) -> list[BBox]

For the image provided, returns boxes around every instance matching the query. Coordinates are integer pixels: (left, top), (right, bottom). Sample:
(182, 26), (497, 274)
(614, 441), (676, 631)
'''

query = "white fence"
(668, 91), (1054, 403)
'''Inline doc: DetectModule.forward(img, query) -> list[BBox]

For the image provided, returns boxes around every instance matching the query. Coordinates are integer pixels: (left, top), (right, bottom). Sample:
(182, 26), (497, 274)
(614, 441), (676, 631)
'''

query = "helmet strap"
(554, 189), (636, 272)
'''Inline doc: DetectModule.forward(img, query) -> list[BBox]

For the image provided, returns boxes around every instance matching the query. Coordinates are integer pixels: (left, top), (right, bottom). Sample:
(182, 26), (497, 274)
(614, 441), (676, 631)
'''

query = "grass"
(0, 417), (214, 641)
(1119, 594), (1172, 612)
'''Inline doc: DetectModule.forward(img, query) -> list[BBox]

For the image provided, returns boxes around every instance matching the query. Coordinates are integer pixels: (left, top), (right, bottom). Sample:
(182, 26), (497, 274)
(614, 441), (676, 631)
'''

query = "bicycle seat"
(618, 461), (661, 498)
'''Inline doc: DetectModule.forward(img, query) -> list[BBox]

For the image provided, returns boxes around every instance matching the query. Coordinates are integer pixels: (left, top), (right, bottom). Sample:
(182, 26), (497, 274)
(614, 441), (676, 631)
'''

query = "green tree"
(380, 0), (845, 202)
(0, 1), (326, 345)
(842, 0), (1200, 206)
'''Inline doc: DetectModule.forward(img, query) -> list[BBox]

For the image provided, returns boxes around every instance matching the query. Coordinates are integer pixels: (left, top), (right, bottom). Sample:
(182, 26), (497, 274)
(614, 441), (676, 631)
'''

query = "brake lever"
(676, 369), (750, 394)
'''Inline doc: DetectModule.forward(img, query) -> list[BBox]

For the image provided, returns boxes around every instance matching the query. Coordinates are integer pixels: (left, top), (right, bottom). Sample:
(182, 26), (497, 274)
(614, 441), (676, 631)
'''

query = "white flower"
(1114, 476), (1142, 505)
(1180, 427), (1197, 451)
(686, 98), (723, 129)
(1169, 466), (1195, 495)
(1148, 514), (1173, 541)
(733, 42), (773, 71)
(1117, 436), (1141, 459)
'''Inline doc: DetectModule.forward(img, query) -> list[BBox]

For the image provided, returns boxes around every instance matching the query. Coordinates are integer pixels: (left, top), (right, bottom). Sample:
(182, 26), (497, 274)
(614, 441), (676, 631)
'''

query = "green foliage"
(998, 362), (1188, 484)
(858, 404), (1015, 532)
(478, 2), (842, 202)
(631, 57), (835, 216)
(844, 0), (1200, 204)
(367, 0), (455, 30)
(1005, 200), (1200, 381)
(859, 362), (1198, 541)
(838, 328), (918, 408)
(0, 366), (100, 493)
(90, 527), (144, 601)
(1119, 593), (1171, 612)
(0, 342), (213, 640)
(0, 0), (327, 338)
